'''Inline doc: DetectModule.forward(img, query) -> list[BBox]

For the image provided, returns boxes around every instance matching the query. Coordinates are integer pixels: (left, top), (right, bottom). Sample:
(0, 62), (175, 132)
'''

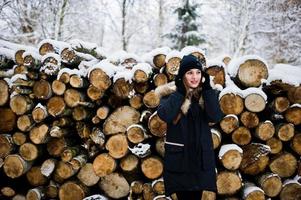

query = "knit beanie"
(175, 54), (203, 89)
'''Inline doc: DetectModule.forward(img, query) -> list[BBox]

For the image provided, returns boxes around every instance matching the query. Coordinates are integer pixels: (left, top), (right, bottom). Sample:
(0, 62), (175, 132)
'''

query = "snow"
(243, 87), (267, 101)
(132, 63), (153, 77)
(69, 39), (98, 50)
(35, 103), (48, 114)
(22, 50), (42, 60)
(127, 89), (136, 99)
(57, 68), (85, 80)
(94, 47), (108, 59)
(41, 53), (61, 65)
(265, 64), (301, 86)
(0, 47), (15, 61)
(224, 114), (239, 121)
(107, 50), (140, 64)
(139, 110), (152, 122)
(165, 50), (183, 62)
(83, 195), (108, 200)
(0, 39), (36, 52)
(75, 51), (97, 61)
(219, 74), (267, 101)
(290, 104), (301, 108)
(211, 128), (221, 139)
(113, 70), (133, 83)
(41, 160), (56, 177)
(10, 74), (27, 84)
(243, 185), (264, 198)
(181, 46), (206, 57)
(154, 195), (172, 200)
(149, 46), (171, 57)
(252, 143), (271, 156)
(264, 120), (273, 124)
(209, 75), (223, 91)
(128, 143), (151, 158)
(227, 55), (269, 77)
(218, 144), (243, 159)
(127, 124), (145, 132)
(40, 63), (61, 75)
(142, 46), (171, 66)
(87, 59), (117, 78)
(1, 69), (14, 78)
(159, 66), (165, 73)
(283, 175), (301, 187)
(261, 173), (280, 182)
(219, 74), (243, 98)
(38, 39), (70, 54)
(78, 59), (99, 71)
(151, 177), (163, 188)
(9, 91), (18, 99)
(206, 58), (226, 69)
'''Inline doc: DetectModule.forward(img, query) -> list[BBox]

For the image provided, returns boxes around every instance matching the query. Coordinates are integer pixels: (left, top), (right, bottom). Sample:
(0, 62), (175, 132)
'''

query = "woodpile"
(0, 40), (300, 200)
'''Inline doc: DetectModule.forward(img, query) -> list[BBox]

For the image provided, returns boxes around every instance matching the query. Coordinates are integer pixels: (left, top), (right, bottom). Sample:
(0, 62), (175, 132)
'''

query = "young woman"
(156, 54), (223, 199)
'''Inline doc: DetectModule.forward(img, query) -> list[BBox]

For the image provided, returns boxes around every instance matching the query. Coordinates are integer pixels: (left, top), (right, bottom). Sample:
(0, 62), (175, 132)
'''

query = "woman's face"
(184, 68), (202, 88)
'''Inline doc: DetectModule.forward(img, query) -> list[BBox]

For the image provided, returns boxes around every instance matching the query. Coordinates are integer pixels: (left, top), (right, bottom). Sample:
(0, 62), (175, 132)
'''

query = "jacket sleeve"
(157, 92), (184, 124)
(203, 89), (224, 123)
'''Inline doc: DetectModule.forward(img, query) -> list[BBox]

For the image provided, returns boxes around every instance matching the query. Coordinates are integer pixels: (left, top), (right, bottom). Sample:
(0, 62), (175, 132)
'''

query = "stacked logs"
(0, 39), (300, 200)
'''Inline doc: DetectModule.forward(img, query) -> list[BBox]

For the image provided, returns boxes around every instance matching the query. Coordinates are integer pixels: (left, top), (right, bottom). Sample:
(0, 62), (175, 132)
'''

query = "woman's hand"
(201, 72), (212, 91)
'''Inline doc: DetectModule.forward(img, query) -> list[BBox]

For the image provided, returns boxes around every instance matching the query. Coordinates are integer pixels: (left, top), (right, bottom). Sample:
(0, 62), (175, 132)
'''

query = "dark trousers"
(176, 191), (203, 200)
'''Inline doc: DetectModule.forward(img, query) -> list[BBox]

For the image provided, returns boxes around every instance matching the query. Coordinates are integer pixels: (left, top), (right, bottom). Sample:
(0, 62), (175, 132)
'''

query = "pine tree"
(167, 0), (206, 50)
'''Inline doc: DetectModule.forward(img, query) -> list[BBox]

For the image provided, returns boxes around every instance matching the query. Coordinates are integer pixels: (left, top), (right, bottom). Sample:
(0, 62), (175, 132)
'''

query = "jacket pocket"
(164, 144), (185, 172)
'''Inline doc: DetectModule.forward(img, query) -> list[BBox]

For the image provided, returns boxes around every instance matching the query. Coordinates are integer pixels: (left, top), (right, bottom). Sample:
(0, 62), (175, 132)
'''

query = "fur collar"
(155, 81), (204, 115)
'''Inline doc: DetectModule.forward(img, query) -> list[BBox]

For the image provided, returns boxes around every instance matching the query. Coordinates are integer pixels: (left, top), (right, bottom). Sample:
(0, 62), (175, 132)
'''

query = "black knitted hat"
(175, 54), (203, 87)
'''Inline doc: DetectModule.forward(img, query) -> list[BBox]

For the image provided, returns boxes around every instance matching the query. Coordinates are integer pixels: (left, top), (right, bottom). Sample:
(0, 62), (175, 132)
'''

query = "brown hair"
(172, 76), (204, 125)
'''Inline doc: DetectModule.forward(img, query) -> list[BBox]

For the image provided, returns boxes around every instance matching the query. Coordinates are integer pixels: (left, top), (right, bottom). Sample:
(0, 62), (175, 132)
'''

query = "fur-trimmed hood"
(155, 81), (204, 115)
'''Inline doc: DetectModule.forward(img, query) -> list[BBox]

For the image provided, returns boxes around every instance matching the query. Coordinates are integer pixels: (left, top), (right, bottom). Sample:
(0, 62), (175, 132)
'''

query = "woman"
(156, 54), (223, 199)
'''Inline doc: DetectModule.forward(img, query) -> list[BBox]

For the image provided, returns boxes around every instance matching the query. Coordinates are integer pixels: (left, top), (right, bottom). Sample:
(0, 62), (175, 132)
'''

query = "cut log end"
(237, 59), (268, 87)
(219, 94), (244, 115)
(216, 171), (242, 195)
(3, 154), (31, 178)
(220, 115), (239, 134)
(244, 93), (266, 112)
(0, 80), (9, 106)
(93, 153), (116, 177)
(148, 113), (167, 137)
(105, 134), (129, 159)
(153, 54), (166, 69)
(141, 156), (163, 180)
(269, 152), (297, 178)
(99, 173), (130, 199)
(59, 181), (87, 200)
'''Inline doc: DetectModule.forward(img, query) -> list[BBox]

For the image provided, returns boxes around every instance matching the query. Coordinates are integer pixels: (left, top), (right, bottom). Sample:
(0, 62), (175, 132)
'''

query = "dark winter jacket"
(155, 81), (223, 196)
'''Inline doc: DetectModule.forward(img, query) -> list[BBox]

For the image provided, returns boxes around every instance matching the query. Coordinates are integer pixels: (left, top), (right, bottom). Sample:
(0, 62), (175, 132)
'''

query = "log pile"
(0, 40), (301, 200)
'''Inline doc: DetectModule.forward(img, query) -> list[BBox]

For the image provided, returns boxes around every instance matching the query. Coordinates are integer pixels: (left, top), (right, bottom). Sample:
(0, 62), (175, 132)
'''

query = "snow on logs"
(0, 39), (301, 200)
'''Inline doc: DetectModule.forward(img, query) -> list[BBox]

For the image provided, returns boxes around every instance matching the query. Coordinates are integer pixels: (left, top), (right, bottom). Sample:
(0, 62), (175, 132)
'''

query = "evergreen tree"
(167, 0), (206, 50)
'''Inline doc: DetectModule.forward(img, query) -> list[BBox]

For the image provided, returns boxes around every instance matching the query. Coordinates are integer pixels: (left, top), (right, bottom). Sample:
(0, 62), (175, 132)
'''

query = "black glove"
(175, 78), (186, 96)
(202, 72), (212, 91)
